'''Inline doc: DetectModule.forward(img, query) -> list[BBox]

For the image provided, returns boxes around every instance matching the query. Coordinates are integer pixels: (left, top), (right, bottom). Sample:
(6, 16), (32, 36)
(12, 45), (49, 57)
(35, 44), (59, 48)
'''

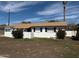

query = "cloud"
(37, 2), (79, 16)
(24, 15), (78, 23)
(37, 9), (62, 16)
(0, 1), (40, 12)
(12, 17), (43, 23)
(67, 6), (79, 15)
(67, 4), (79, 9)
(24, 17), (42, 22)
(53, 15), (78, 20)
(67, 15), (78, 19)
(37, 2), (63, 16)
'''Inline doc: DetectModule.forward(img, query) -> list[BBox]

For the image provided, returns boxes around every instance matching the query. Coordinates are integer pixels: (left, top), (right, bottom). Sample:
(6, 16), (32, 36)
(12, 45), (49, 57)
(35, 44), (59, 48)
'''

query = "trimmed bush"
(71, 36), (77, 40)
(71, 26), (79, 40)
(12, 30), (23, 39)
(76, 27), (79, 40)
(56, 29), (66, 39)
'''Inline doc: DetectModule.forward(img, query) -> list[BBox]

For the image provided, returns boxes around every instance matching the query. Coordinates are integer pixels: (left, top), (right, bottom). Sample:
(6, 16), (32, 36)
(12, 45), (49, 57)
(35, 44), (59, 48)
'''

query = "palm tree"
(62, 1), (67, 21)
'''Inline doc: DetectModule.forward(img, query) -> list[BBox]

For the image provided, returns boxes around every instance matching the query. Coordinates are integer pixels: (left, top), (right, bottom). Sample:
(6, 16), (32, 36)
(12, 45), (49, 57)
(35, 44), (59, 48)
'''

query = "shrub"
(71, 36), (77, 40)
(71, 27), (79, 40)
(75, 27), (79, 40)
(56, 29), (66, 39)
(12, 30), (23, 39)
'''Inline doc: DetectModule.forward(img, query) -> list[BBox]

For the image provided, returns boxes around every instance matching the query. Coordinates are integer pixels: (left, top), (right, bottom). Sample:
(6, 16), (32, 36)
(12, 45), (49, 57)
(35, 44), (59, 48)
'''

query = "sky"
(0, 1), (79, 24)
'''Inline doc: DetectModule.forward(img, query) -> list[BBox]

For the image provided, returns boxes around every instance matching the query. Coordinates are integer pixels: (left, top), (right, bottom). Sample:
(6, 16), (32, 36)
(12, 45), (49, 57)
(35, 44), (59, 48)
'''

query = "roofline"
(10, 21), (67, 29)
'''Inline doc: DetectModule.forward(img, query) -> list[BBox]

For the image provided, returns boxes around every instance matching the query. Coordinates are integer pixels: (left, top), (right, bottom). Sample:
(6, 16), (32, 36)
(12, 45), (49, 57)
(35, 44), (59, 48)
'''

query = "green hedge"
(56, 29), (66, 39)
(76, 27), (79, 40)
(12, 30), (23, 39)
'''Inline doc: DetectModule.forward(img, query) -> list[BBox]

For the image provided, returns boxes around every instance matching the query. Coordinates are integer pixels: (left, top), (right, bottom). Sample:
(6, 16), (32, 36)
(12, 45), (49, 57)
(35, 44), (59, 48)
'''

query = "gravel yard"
(0, 37), (79, 58)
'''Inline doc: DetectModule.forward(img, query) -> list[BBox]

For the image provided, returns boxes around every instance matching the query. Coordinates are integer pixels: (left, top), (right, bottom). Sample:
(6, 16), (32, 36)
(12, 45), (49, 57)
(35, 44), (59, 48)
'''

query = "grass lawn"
(0, 37), (79, 58)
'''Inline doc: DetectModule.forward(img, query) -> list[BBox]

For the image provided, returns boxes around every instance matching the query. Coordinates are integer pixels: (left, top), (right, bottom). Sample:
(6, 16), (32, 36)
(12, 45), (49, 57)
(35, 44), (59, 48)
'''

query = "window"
(40, 28), (42, 32)
(54, 27), (56, 32)
(27, 28), (31, 32)
(5, 29), (11, 32)
(23, 29), (27, 32)
(45, 28), (47, 32)
(66, 26), (72, 31)
(34, 28), (35, 32)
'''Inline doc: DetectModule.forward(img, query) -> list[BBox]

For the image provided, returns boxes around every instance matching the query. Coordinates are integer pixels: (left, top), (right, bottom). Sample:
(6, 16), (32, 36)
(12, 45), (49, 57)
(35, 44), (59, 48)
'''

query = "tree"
(48, 20), (60, 22)
(21, 21), (31, 24)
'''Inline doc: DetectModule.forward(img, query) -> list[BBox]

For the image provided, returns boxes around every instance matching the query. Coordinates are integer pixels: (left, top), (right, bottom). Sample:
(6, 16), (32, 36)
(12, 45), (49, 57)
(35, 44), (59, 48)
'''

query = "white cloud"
(24, 17), (42, 22)
(0, 1), (40, 12)
(24, 15), (78, 23)
(37, 9), (62, 16)
(37, 2), (79, 16)
(53, 15), (78, 20)
(67, 3), (79, 9)
(67, 7), (79, 15)
(67, 15), (78, 19)
(37, 3), (63, 16)
(12, 17), (42, 23)
(12, 15), (78, 24)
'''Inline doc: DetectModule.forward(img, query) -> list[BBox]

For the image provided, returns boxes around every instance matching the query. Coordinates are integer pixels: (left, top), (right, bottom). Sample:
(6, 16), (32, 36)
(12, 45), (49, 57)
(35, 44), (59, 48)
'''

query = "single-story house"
(4, 21), (77, 39)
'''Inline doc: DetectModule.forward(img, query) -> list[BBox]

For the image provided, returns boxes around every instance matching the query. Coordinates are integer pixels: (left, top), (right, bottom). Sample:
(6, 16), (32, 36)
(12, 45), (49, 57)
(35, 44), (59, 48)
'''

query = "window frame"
(40, 27), (42, 32)
(5, 29), (11, 32)
(45, 27), (47, 32)
(33, 27), (35, 32)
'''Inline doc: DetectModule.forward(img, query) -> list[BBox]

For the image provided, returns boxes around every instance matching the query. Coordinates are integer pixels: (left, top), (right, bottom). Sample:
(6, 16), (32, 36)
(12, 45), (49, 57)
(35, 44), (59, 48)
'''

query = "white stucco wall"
(4, 27), (77, 39)
(34, 27), (40, 32)
(32, 27), (56, 38)
(33, 32), (56, 38)
(4, 31), (77, 38)
(66, 31), (77, 37)
(4, 27), (13, 38)
(23, 32), (32, 39)
(4, 31), (13, 38)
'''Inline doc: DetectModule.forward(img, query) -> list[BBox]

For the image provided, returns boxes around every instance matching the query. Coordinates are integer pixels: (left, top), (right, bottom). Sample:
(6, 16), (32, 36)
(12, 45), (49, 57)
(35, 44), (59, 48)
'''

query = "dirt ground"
(0, 37), (79, 58)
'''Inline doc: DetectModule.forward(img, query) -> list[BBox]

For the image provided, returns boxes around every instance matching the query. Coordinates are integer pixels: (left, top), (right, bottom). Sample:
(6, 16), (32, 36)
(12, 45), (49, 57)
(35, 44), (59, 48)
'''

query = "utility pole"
(62, 1), (67, 22)
(8, 8), (10, 26)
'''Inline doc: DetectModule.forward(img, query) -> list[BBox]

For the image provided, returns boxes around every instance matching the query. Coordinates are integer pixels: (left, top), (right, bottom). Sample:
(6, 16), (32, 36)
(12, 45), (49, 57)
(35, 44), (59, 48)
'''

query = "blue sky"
(0, 1), (79, 24)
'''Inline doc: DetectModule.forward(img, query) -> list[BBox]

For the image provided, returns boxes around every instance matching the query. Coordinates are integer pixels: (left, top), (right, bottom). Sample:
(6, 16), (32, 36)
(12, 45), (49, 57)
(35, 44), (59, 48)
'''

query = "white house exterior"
(4, 22), (77, 39)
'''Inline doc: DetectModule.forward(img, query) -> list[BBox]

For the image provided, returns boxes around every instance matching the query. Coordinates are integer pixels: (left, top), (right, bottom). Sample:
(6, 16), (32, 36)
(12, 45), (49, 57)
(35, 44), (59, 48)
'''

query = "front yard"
(0, 37), (79, 58)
